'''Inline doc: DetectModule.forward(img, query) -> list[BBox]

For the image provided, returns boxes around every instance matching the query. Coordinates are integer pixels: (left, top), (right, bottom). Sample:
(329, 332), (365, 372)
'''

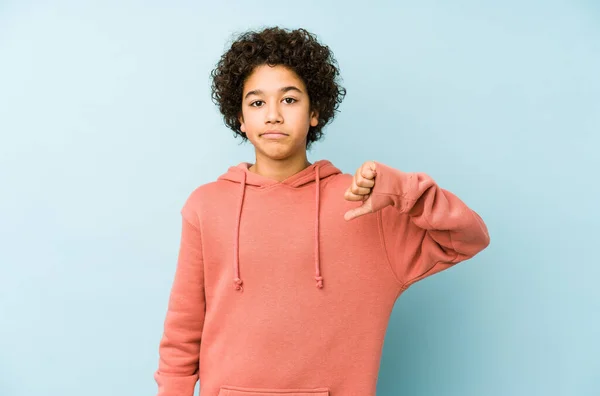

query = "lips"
(261, 132), (288, 140)
(261, 131), (287, 136)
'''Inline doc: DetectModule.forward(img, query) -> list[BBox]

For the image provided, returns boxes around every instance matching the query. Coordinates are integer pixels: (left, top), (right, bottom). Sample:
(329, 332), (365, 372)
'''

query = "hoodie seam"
(182, 211), (200, 231)
(234, 176), (336, 192)
(182, 208), (207, 301)
(377, 209), (405, 289)
(221, 181), (324, 192)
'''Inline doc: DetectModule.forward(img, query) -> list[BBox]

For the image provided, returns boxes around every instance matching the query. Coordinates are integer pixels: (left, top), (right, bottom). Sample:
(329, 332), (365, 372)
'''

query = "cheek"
(289, 108), (312, 125)
(242, 112), (260, 130)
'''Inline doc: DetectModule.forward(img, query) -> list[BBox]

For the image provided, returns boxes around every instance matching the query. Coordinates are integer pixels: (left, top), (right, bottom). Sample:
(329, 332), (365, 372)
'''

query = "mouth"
(261, 131), (288, 136)
(261, 131), (288, 139)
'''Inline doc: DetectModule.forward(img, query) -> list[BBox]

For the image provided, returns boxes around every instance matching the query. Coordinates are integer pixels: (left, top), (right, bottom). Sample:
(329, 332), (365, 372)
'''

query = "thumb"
(344, 203), (370, 221)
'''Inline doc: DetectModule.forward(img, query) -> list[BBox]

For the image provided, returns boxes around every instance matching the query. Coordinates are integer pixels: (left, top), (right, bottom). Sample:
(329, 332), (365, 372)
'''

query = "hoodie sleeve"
(154, 201), (205, 396)
(371, 161), (490, 289)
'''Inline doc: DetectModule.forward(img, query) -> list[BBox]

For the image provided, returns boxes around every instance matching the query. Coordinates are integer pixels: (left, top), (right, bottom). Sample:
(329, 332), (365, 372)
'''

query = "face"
(238, 64), (319, 161)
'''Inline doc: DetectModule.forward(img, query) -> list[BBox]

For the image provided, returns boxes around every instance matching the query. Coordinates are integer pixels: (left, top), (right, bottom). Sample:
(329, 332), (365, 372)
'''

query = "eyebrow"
(244, 86), (303, 100)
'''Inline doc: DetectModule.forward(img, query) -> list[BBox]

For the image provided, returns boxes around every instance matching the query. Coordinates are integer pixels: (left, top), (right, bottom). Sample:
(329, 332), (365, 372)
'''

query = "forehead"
(243, 64), (305, 93)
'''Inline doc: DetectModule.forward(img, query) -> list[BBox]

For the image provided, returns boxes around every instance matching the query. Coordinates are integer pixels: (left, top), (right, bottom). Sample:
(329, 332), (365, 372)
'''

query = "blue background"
(1, 1), (598, 395)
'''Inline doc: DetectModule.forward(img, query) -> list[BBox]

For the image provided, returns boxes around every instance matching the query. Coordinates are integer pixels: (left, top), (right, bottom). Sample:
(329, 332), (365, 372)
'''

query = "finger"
(355, 166), (375, 189)
(344, 205), (369, 221)
(344, 188), (367, 201)
(360, 161), (377, 181)
(350, 178), (371, 195)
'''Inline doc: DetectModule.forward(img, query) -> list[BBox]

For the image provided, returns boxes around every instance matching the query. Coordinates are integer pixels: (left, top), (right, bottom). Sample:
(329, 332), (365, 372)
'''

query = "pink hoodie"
(154, 159), (490, 396)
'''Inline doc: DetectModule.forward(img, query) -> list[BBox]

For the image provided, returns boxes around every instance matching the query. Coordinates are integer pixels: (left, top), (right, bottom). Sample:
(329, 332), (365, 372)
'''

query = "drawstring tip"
(315, 276), (323, 289)
(233, 277), (243, 291)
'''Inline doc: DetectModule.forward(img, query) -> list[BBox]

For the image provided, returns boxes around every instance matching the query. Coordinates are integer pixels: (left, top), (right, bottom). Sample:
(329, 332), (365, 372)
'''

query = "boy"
(154, 26), (490, 396)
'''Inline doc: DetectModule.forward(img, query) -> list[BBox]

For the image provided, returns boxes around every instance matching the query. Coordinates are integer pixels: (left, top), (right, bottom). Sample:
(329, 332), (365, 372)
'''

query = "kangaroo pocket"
(218, 385), (330, 396)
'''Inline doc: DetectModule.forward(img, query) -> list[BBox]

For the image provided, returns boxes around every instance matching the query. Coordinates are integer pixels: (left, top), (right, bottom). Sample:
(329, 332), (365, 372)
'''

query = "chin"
(261, 149), (293, 160)
(258, 144), (301, 159)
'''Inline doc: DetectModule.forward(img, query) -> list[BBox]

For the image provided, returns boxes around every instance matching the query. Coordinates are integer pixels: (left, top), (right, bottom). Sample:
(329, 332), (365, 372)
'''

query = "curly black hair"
(210, 26), (347, 151)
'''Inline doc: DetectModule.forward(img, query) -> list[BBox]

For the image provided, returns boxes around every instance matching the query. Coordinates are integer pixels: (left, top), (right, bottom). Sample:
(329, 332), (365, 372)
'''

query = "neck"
(248, 153), (312, 182)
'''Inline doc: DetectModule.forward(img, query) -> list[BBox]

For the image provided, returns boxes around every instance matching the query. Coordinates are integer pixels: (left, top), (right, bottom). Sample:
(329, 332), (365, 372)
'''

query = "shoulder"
(182, 180), (217, 206)
(180, 177), (242, 224)
(180, 180), (223, 227)
(322, 172), (353, 194)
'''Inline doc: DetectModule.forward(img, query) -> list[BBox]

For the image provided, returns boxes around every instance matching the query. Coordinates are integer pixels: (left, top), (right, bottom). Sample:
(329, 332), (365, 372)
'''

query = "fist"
(344, 161), (377, 221)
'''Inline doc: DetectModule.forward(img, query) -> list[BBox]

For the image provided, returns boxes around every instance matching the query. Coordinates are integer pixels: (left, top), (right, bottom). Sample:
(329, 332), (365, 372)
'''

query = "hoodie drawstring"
(314, 165), (323, 289)
(232, 170), (247, 292)
(232, 164), (323, 292)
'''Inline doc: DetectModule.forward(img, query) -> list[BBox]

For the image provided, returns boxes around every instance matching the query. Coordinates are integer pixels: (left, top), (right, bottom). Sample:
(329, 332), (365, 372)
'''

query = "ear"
(238, 112), (246, 133)
(310, 109), (319, 127)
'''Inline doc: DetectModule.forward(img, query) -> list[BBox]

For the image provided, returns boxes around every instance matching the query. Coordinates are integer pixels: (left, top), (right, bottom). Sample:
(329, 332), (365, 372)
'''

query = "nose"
(265, 102), (283, 124)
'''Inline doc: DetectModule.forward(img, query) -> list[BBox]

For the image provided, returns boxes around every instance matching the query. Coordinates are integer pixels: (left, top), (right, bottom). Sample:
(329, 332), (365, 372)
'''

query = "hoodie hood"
(217, 159), (342, 292)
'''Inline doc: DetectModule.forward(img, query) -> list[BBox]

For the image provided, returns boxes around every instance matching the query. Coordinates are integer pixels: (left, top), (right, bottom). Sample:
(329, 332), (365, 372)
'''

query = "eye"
(249, 98), (297, 107)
